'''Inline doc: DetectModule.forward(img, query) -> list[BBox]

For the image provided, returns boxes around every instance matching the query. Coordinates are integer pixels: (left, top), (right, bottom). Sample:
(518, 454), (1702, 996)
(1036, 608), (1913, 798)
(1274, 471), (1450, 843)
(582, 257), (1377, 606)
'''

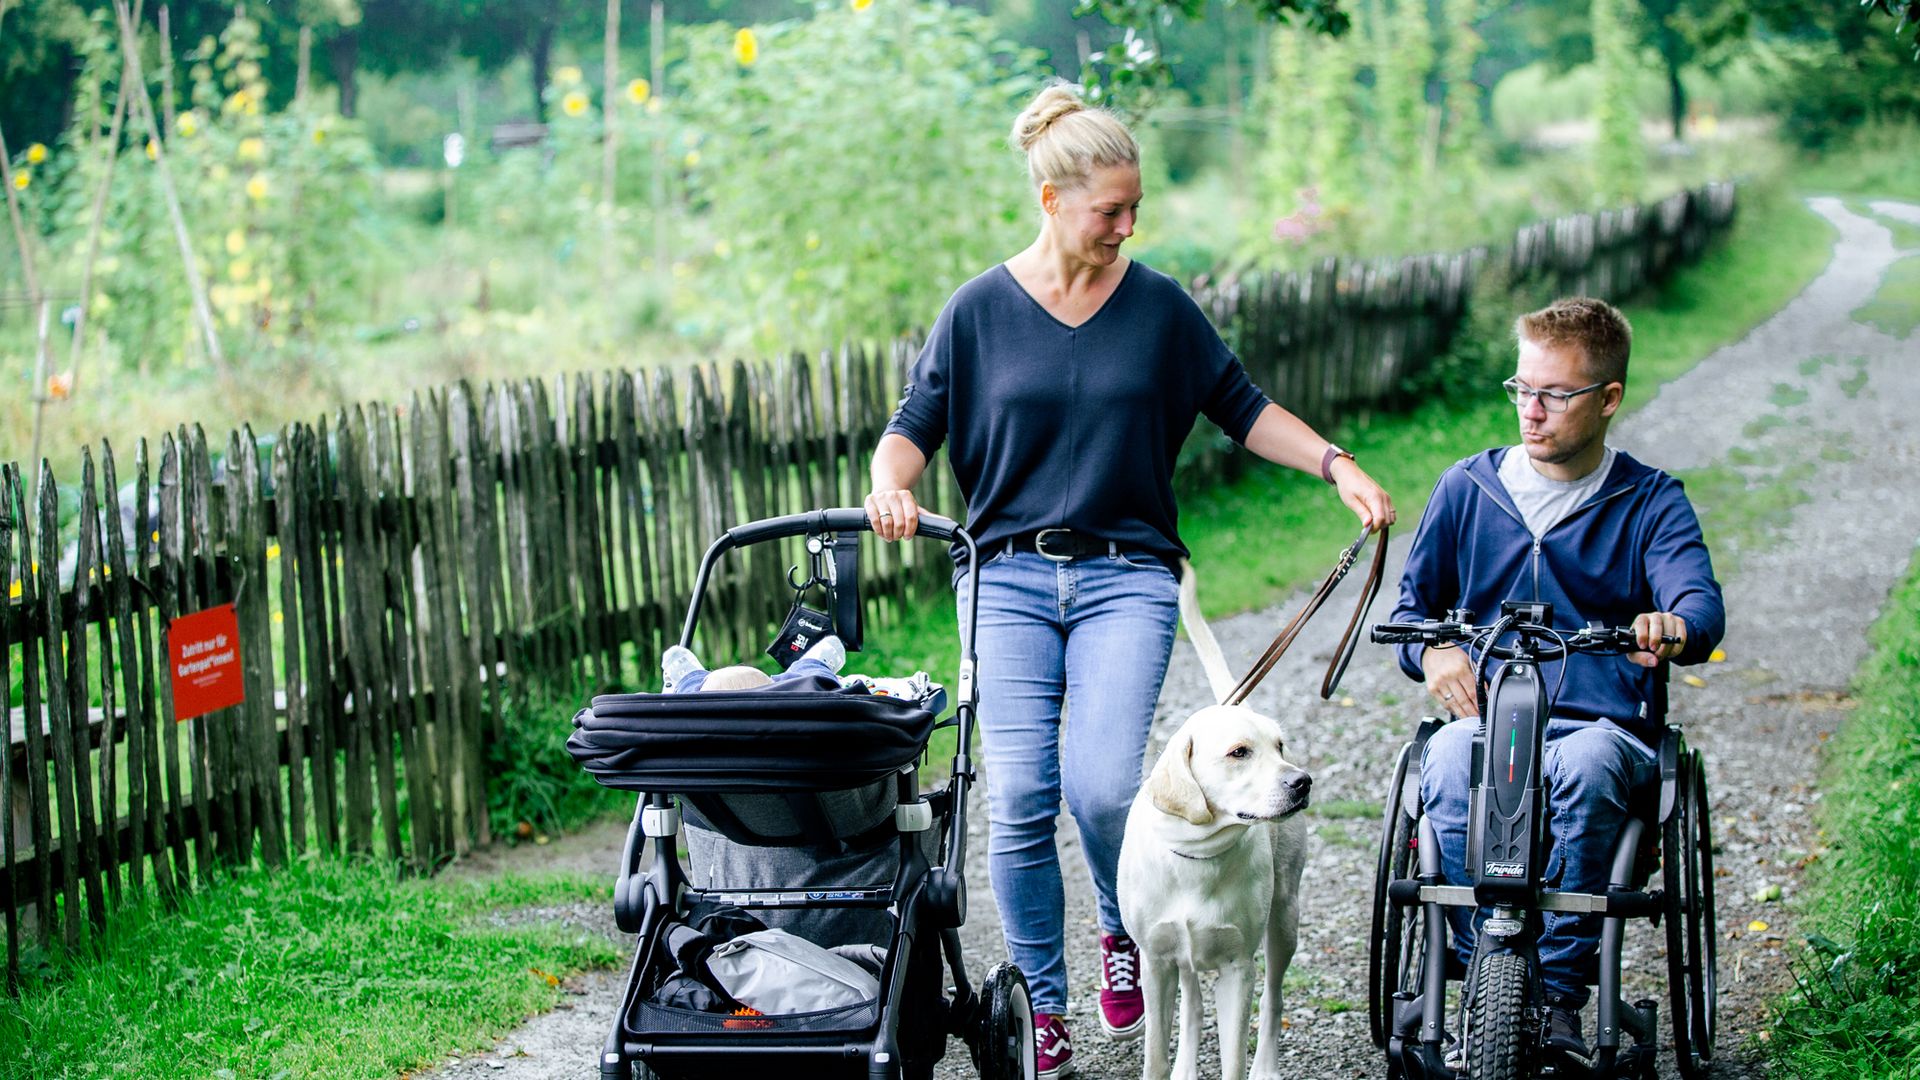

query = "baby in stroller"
(661, 634), (946, 714)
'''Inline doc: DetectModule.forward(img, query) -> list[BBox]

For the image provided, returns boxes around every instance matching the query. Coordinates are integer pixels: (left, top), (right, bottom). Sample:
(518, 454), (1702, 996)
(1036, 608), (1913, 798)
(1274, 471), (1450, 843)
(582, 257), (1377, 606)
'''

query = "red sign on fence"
(169, 604), (245, 722)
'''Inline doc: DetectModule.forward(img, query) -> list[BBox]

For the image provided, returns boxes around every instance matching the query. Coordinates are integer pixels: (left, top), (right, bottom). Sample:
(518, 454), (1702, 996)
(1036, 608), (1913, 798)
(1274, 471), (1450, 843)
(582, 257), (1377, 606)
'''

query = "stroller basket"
(631, 997), (881, 1036)
(569, 689), (937, 793)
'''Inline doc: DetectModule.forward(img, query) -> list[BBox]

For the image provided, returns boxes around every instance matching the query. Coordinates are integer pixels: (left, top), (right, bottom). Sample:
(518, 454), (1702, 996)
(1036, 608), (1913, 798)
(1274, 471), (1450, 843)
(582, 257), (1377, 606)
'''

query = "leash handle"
(1223, 525), (1390, 707)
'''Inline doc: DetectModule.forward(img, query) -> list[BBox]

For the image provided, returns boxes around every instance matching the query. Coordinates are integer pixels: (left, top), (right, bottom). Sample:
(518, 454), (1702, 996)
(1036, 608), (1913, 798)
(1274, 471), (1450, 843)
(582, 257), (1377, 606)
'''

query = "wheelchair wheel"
(971, 961), (1036, 1080)
(1464, 952), (1530, 1080)
(1664, 749), (1718, 1079)
(1369, 740), (1421, 1049)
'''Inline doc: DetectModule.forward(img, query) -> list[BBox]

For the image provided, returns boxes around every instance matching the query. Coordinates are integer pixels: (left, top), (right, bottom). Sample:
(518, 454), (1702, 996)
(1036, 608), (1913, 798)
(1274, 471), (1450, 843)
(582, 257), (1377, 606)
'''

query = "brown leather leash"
(1223, 525), (1390, 706)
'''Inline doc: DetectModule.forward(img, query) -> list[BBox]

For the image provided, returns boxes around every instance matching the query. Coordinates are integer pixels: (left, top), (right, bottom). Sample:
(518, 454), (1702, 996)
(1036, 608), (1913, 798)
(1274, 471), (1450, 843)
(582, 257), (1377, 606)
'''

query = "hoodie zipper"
(1467, 467), (1638, 601)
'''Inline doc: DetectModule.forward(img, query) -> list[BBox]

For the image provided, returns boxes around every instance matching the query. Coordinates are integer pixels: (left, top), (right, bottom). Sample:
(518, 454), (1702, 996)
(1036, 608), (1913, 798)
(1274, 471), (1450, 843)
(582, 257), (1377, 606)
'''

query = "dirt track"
(424, 197), (1920, 1080)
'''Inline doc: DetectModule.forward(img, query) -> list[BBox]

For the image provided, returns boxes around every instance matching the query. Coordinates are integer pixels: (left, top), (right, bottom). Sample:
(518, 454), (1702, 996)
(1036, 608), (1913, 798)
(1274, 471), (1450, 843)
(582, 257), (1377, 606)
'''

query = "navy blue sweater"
(1391, 447), (1726, 742)
(884, 261), (1272, 566)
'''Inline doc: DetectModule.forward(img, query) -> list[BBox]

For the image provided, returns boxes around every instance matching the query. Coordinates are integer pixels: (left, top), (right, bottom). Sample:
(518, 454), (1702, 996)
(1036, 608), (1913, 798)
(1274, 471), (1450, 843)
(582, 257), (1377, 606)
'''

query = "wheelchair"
(1368, 603), (1717, 1080)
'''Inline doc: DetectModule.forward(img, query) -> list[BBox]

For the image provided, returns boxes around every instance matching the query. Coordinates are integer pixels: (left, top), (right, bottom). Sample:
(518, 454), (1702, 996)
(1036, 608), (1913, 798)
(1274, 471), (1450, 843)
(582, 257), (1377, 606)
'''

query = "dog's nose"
(1284, 770), (1313, 799)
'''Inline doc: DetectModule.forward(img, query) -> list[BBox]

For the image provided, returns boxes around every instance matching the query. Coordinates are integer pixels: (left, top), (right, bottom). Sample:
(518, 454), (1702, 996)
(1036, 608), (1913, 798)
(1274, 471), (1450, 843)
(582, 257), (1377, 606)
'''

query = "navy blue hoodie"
(1391, 447), (1725, 743)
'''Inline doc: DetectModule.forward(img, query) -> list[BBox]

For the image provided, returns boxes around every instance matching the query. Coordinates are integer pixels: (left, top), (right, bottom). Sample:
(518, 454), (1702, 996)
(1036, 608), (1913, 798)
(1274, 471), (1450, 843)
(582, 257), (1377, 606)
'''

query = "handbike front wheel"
(1465, 952), (1530, 1080)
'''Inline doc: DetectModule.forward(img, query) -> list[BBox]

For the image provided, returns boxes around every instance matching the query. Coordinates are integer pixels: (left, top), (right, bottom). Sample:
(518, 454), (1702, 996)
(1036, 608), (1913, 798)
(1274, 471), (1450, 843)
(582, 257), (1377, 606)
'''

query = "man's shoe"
(1034, 1012), (1075, 1079)
(1097, 932), (1146, 1041)
(1544, 1004), (1591, 1060)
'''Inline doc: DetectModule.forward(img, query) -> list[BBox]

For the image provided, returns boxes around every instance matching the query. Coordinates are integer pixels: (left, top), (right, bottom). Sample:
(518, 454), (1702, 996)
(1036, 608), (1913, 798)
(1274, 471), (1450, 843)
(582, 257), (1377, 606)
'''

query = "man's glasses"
(1502, 378), (1607, 413)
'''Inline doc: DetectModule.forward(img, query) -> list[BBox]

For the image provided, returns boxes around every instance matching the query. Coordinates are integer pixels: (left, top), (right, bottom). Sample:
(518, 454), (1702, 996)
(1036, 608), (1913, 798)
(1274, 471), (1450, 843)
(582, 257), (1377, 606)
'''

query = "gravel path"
(422, 198), (1920, 1080)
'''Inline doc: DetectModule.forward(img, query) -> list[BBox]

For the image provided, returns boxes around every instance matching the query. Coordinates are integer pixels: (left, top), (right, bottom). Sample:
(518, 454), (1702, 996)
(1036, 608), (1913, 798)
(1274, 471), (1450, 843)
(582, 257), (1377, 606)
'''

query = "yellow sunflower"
(562, 90), (591, 118)
(734, 28), (759, 66)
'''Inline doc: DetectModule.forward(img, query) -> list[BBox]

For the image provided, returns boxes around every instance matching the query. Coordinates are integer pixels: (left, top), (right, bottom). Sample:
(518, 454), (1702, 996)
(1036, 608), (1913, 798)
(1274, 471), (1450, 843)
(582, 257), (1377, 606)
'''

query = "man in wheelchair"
(1389, 297), (1726, 1066)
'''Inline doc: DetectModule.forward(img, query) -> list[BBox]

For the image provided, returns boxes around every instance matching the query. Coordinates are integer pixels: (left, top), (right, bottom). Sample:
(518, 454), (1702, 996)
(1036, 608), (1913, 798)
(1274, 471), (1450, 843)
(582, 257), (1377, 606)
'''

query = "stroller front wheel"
(971, 962), (1037, 1080)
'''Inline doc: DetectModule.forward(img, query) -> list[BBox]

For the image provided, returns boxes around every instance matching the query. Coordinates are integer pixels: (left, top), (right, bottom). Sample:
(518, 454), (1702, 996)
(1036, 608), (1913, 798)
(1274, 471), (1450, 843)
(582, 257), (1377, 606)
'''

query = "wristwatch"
(1320, 444), (1355, 485)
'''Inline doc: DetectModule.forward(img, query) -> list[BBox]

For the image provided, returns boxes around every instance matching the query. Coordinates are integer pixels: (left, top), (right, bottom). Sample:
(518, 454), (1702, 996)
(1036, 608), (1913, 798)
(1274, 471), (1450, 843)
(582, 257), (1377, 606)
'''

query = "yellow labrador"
(1117, 563), (1311, 1080)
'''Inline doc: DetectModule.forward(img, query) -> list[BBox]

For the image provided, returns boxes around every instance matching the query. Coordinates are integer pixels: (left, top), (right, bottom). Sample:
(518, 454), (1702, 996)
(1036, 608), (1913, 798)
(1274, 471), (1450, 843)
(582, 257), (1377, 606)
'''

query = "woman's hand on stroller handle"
(864, 487), (922, 542)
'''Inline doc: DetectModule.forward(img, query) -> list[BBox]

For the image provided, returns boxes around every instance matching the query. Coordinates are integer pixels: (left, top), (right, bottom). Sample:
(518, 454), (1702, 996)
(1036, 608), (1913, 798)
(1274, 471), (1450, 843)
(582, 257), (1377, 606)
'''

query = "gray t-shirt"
(1497, 445), (1618, 539)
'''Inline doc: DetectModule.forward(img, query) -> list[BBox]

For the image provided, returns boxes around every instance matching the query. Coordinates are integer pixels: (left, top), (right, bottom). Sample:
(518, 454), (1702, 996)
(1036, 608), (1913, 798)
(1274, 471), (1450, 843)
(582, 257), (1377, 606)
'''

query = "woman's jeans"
(1420, 717), (1658, 1006)
(956, 547), (1180, 1015)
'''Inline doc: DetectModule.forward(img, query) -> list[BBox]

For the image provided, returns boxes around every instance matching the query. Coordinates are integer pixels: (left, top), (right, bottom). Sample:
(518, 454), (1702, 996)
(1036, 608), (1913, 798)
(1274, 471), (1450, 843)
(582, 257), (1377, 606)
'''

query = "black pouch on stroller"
(566, 508), (1035, 1080)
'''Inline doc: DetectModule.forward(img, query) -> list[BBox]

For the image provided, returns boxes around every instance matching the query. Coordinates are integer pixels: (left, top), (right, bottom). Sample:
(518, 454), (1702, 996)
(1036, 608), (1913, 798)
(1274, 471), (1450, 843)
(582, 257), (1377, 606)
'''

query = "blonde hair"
(1009, 83), (1139, 192)
(703, 665), (775, 691)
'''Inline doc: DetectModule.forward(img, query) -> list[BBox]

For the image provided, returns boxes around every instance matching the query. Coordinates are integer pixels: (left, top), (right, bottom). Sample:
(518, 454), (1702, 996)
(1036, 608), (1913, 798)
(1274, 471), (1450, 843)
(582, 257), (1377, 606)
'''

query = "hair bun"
(1010, 84), (1086, 152)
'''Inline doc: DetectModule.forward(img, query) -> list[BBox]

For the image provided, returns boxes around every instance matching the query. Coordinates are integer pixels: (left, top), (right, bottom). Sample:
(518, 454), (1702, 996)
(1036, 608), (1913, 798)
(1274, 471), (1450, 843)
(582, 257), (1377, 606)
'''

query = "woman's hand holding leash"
(1330, 455), (1397, 532)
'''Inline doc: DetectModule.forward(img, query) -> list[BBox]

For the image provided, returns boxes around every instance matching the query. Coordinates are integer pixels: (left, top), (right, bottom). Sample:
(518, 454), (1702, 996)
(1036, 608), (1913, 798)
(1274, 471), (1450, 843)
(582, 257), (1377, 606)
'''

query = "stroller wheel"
(970, 962), (1036, 1080)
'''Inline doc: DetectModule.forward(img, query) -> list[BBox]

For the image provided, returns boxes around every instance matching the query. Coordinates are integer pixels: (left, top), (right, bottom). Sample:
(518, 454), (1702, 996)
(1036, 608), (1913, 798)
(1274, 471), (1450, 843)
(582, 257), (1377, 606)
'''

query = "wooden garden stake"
(68, 2), (140, 401)
(113, 0), (228, 377)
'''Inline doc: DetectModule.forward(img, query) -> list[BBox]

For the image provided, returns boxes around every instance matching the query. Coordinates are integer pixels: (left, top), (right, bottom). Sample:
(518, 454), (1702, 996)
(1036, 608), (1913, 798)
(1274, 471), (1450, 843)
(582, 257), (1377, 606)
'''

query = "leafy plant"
(667, 0), (1045, 352)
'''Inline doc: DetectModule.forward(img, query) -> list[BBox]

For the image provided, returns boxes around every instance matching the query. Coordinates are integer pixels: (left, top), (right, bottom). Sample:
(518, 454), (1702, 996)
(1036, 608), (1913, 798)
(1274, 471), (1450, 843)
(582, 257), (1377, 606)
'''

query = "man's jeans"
(1420, 717), (1658, 1005)
(957, 547), (1179, 1016)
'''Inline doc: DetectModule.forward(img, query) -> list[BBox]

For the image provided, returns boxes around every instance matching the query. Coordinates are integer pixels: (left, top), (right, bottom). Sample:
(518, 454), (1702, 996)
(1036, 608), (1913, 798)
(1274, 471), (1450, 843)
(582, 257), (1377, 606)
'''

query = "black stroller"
(568, 508), (1035, 1080)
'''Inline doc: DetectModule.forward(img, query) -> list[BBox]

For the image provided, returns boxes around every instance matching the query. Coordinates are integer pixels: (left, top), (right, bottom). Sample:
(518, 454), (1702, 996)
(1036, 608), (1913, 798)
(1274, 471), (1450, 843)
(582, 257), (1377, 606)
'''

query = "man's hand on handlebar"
(863, 488), (921, 542)
(1630, 611), (1688, 668)
(1421, 645), (1479, 718)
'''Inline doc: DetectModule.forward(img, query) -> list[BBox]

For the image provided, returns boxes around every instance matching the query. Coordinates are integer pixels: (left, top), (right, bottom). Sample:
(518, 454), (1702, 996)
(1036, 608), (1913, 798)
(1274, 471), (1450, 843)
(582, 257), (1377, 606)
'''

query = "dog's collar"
(1170, 846), (1221, 861)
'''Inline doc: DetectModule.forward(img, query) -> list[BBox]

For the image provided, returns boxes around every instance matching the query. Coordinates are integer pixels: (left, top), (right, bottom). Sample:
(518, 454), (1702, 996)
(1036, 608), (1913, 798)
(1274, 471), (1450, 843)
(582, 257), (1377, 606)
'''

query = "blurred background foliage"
(1, 0), (1916, 470)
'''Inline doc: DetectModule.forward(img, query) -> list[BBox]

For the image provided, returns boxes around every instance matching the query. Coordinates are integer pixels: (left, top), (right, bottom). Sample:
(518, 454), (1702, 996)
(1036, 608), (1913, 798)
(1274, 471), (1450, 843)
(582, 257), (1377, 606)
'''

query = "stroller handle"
(725, 507), (962, 547)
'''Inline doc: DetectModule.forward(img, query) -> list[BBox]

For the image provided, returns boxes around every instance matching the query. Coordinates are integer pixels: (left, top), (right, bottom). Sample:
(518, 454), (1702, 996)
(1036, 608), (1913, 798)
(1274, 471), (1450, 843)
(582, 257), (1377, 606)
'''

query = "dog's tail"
(1177, 558), (1238, 705)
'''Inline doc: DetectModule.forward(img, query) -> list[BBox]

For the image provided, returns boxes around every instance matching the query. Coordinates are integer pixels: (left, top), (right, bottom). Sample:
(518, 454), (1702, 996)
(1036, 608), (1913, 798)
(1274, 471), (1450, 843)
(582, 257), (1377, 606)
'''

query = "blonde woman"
(866, 83), (1394, 1078)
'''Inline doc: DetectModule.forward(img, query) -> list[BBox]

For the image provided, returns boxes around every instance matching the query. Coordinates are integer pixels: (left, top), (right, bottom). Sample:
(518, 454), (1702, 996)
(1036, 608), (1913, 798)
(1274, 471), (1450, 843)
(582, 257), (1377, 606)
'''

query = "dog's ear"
(1147, 730), (1214, 825)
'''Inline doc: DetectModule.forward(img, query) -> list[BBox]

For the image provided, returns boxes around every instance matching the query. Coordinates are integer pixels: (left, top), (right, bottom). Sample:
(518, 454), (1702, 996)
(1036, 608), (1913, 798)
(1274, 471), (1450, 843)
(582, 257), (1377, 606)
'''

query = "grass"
(1765, 549), (1920, 1077)
(1857, 203), (1920, 252)
(1790, 121), (1920, 203)
(1839, 362), (1871, 399)
(0, 858), (620, 1079)
(1854, 256), (1920, 339)
(1671, 458), (1815, 577)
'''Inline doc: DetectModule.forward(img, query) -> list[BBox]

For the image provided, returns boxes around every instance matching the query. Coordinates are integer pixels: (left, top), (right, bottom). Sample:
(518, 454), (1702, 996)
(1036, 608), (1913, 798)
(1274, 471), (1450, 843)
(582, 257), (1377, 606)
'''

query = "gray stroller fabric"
(684, 822), (937, 946)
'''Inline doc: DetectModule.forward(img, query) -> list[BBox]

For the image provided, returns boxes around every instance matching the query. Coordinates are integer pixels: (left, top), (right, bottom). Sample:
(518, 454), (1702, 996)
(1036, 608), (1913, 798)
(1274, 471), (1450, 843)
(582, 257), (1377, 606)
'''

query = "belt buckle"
(1034, 528), (1076, 563)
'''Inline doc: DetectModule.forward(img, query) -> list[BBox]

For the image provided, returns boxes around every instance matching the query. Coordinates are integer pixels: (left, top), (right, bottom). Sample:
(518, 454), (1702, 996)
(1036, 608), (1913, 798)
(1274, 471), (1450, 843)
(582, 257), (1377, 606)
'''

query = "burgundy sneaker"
(1034, 1011), (1075, 1079)
(1098, 932), (1146, 1040)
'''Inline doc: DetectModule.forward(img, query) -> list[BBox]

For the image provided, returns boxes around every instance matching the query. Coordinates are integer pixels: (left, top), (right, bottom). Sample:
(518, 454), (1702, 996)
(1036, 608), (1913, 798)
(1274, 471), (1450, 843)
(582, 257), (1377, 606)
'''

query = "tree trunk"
(530, 22), (555, 123)
(1663, 43), (1687, 141)
(329, 28), (360, 118)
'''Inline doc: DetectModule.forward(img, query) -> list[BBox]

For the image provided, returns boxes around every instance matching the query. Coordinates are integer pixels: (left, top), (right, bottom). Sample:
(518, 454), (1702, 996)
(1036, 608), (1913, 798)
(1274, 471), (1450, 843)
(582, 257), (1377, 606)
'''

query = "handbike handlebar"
(1369, 618), (1678, 661)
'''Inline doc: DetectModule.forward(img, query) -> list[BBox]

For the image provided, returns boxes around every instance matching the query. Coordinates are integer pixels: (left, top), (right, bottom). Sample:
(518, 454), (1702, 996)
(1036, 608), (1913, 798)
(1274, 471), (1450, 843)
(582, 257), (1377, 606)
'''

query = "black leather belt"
(1007, 528), (1115, 563)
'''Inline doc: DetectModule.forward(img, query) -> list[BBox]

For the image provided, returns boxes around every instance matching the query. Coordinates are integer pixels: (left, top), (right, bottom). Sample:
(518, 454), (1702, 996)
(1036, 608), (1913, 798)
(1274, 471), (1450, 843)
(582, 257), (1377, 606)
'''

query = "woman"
(865, 82), (1394, 1079)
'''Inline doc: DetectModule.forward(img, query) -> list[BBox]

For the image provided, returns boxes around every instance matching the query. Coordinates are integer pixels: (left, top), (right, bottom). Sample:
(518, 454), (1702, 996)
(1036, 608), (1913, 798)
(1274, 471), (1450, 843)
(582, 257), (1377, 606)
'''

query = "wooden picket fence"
(0, 183), (1736, 986)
